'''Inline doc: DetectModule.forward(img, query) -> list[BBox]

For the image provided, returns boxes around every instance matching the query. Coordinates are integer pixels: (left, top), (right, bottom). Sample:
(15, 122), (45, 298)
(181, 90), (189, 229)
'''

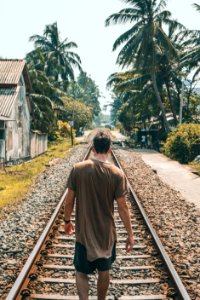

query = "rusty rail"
(6, 144), (92, 300)
(6, 143), (190, 300)
(111, 150), (191, 300)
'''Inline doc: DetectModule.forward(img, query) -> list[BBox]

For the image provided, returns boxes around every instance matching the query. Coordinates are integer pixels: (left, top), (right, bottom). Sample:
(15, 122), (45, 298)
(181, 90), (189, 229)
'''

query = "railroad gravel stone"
(1, 141), (199, 299)
(0, 144), (88, 300)
(114, 147), (200, 299)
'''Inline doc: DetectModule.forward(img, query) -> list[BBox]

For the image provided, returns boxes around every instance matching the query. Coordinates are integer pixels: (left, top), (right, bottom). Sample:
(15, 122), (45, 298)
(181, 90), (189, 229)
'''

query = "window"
(0, 121), (5, 129)
(0, 129), (5, 140)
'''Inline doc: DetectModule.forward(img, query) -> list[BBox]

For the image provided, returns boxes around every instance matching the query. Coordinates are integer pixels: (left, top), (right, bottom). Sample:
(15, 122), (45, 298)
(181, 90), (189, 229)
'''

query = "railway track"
(6, 143), (190, 300)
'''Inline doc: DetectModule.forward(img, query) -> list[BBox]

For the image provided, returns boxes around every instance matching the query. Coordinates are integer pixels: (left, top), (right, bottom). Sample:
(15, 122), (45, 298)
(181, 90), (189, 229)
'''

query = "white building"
(0, 59), (32, 163)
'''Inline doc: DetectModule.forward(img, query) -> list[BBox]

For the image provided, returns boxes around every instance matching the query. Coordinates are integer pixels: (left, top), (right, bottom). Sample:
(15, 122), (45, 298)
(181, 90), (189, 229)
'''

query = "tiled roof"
(0, 60), (26, 85)
(0, 88), (18, 117)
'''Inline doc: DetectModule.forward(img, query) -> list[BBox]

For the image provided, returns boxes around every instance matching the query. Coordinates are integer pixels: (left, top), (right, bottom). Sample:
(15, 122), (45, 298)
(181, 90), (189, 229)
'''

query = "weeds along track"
(6, 144), (190, 300)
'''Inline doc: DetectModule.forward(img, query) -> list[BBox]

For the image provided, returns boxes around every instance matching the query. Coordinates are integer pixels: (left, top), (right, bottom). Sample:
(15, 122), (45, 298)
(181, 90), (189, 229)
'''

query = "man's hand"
(64, 222), (75, 235)
(126, 236), (134, 253)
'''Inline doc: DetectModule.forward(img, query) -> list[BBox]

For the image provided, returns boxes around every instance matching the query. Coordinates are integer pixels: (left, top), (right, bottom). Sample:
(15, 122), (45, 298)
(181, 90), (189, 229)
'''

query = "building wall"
(30, 131), (48, 158)
(19, 75), (31, 158)
(0, 121), (5, 160)
(5, 76), (31, 162)
(5, 98), (19, 160)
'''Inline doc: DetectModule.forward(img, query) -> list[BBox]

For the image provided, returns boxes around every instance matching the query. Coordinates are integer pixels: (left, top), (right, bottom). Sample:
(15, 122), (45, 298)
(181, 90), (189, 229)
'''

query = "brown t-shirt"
(67, 158), (128, 261)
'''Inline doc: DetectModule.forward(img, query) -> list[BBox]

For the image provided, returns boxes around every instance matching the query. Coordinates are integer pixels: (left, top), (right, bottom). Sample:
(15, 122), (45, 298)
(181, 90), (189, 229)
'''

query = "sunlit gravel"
(0, 144), (88, 299)
(114, 147), (200, 299)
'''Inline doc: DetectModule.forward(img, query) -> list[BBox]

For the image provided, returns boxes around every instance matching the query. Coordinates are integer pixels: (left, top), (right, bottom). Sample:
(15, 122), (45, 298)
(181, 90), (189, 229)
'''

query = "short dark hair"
(93, 131), (111, 153)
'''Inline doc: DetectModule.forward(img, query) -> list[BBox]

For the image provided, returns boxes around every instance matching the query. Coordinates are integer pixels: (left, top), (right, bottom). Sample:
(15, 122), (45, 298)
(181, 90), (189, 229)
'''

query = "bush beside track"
(162, 124), (200, 164)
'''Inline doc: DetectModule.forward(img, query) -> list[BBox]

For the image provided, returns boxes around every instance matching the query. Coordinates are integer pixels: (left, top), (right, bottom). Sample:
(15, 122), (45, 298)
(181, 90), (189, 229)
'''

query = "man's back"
(64, 131), (133, 299)
(67, 158), (127, 261)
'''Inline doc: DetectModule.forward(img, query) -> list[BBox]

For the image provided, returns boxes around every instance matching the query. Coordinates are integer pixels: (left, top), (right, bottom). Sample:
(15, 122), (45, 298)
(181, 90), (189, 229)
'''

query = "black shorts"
(73, 242), (116, 274)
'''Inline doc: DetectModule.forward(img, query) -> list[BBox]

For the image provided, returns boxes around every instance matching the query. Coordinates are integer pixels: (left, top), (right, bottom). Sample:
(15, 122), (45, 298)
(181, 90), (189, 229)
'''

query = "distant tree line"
(26, 22), (101, 139)
(106, 0), (200, 139)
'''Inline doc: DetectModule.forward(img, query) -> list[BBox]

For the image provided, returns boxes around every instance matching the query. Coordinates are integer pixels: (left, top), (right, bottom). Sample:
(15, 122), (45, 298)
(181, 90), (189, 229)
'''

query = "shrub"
(162, 123), (200, 163)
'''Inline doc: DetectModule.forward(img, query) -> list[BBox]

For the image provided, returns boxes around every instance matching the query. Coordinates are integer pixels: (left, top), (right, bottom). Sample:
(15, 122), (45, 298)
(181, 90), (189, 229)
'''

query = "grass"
(0, 138), (72, 209)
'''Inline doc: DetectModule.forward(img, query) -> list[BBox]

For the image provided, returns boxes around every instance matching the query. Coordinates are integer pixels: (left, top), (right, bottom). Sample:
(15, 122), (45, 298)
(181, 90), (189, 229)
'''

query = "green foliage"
(26, 23), (101, 139)
(162, 124), (200, 163)
(29, 22), (81, 85)
(109, 70), (158, 129)
(106, 0), (200, 134)
(62, 97), (92, 131)
(31, 94), (56, 133)
(57, 120), (71, 137)
(67, 71), (101, 117)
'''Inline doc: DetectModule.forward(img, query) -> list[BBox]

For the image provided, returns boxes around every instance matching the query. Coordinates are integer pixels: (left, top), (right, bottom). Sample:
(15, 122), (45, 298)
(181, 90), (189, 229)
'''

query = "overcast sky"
(1, 0), (199, 111)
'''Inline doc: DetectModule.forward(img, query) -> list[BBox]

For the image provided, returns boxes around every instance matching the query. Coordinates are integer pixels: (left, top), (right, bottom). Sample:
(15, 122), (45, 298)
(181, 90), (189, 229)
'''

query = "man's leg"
(76, 271), (89, 300)
(97, 270), (110, 300)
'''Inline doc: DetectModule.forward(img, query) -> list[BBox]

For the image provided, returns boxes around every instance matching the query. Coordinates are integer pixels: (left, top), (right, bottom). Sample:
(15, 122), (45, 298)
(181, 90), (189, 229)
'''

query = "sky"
(1, 0), (200, 113)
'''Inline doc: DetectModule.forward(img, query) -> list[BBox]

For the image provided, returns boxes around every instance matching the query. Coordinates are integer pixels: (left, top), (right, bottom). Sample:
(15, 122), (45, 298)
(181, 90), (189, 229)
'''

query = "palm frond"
(118, 73), (150, 89)
(62, 41), (78, 49)
(120, 0), (147, 10)
(29, 34), (43, 42)
(156, 26), (178, 58)
(65, 51), (82, 64)
(116, 27), (144, 67)
(105, 8), (141, 26)
(154, 0), (167, 14)
(193, 3), (200, 13)
(155, 10), (172, 22)
(112, 21), (142, 51)
(31, 93), (53, 107)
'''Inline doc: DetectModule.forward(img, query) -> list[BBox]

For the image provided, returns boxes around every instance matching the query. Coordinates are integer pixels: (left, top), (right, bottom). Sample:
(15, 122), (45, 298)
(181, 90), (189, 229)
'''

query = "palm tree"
(26, 48), (67, 136)
(181, 4), (200, 80)
(107, 69), (158, 129)
(29, 22), (82, 87)
(191, 3), (200, 66)
(105, 0), (182, 133)
(26, 48), (66, 105)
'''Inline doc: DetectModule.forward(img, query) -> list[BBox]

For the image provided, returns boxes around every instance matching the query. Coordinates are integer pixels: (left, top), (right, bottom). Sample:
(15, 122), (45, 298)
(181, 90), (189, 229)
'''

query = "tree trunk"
(166, 83), (178, 125)
(151, 72), (170, 134)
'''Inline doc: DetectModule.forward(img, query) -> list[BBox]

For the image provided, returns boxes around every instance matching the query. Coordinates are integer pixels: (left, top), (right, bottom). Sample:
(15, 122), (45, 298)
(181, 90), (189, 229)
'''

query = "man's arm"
(64, 188), (75, 235)
(116, 196), (134, 252)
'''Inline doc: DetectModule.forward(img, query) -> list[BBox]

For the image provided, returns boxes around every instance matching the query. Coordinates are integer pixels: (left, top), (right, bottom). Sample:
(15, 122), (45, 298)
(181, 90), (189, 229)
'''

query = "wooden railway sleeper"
(6, 144), (190, 300)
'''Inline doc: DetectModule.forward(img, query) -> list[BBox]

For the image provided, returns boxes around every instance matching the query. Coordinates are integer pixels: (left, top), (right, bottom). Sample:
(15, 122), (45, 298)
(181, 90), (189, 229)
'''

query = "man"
(64, 131), (134, 300)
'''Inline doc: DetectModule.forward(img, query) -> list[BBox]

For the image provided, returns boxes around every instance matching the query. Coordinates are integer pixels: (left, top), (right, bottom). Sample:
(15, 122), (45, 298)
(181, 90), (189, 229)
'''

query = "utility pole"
(179, 81), (184, 125)
(69, 120), (74, 146)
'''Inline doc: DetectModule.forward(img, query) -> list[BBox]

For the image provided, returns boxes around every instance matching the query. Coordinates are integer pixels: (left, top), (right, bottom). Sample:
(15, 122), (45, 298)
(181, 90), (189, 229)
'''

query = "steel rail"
(6, 142), (190, 300)
(6, 144), (92, 300)
(111, 149), (191, 300)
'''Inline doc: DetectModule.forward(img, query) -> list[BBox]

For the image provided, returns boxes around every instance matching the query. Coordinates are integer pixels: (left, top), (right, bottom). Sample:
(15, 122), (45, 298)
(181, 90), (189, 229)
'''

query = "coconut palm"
(181, 4), (200, 79)
(191, 2), (200, 65)
(108, 69), (159, 129)
(105, 0), (183, 133)
(26, 48), (66, 105)
(29, 22), (82, 87)
(26, 48), (67, 136)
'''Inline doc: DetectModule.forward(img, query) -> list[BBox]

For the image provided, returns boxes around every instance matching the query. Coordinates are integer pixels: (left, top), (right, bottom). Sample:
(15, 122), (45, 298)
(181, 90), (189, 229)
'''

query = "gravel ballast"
(114, 148), (200, 299)
(0, 144), (88, 299)
(1, 143), (200, 299)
